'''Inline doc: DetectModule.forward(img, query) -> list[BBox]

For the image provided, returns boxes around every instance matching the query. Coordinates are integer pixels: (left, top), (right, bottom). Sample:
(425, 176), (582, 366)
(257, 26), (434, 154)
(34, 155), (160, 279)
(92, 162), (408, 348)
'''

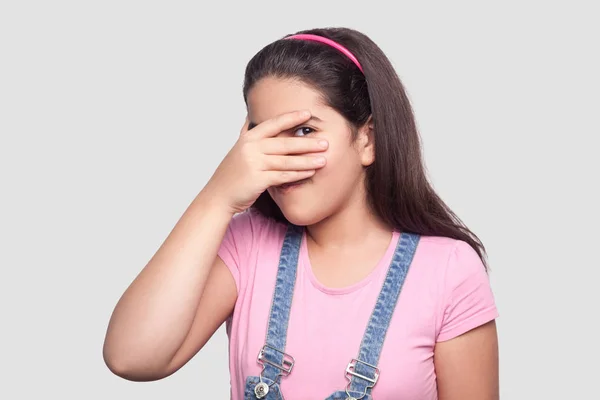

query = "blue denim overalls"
(244, 224), (420, 400)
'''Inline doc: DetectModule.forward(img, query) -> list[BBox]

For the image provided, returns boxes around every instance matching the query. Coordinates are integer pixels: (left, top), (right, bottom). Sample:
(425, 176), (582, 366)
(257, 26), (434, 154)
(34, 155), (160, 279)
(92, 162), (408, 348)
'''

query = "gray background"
(1, 1), (598, 399)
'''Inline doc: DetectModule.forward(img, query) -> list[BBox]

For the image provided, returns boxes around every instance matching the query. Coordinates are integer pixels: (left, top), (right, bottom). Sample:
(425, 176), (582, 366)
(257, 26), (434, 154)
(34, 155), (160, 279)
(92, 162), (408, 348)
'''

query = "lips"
(276, 178), (310, 190)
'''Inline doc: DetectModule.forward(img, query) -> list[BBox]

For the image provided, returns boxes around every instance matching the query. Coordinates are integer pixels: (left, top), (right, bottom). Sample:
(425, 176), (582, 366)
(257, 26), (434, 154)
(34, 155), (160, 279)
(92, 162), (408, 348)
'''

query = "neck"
(306, 185), (391, 251)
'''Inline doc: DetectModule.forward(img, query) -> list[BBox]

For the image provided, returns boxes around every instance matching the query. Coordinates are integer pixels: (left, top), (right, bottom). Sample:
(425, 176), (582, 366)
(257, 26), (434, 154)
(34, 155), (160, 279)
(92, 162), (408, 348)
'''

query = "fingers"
(260, 136), (329, 155)
(262, 154), (327, 171)
(246, 110), (312, 139)
(266, 170), (317, 186)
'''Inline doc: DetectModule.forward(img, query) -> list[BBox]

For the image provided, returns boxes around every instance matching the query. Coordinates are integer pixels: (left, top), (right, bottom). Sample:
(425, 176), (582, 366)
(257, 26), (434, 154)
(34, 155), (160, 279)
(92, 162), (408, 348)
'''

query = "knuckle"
(265, 156), (276, 170)
(280, 171), (292, 179)
(280, 138), (291, 154)
(258, 156), (269, 171)
(275, 113), (286, 125)
(270, 115), (284, 132)
(239, 142), (252, 158)
(242, 143), (260, 165)
(256, 138), (268, 154)
(276, 112), (298, 129)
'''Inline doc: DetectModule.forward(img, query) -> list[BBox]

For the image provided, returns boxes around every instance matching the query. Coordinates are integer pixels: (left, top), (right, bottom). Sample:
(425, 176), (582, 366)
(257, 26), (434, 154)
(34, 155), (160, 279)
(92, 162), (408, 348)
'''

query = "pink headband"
(284, 34), (364, 74)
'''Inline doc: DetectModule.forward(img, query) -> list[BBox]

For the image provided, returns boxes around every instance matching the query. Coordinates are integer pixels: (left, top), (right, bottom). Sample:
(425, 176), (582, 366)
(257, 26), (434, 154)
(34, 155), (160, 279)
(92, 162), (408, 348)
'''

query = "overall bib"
(244, 224), (420, 400)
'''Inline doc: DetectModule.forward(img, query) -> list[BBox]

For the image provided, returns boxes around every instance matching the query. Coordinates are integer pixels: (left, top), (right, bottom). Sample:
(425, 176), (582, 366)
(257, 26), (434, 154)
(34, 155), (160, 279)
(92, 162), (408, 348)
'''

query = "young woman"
(103, 27), (499, 400)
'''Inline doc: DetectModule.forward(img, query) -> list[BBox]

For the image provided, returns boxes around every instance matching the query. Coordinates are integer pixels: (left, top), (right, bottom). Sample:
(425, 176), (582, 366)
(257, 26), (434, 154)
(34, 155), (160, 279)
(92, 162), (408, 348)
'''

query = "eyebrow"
(248, 115), (323, 131)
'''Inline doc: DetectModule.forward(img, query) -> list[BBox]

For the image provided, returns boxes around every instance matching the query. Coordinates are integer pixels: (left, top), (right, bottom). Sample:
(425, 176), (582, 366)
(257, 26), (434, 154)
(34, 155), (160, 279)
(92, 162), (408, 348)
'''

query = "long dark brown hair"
(242, 27), (488, 270)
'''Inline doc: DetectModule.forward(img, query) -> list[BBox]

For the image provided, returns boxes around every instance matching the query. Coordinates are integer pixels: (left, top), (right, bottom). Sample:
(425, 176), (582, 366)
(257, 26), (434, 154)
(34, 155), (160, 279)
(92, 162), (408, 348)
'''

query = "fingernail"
(299, 110), (310, 117)
(314, 156), (326, 165)
(319, 140), (329, 148)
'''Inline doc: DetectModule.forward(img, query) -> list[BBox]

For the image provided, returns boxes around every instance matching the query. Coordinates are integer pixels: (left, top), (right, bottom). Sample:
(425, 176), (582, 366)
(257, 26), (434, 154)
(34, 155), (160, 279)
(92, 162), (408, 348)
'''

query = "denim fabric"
(244, 225), (302, 400)
(245, 226), (420, 400)
(244, 376), (283, 400)
(331, 231), (420, 399)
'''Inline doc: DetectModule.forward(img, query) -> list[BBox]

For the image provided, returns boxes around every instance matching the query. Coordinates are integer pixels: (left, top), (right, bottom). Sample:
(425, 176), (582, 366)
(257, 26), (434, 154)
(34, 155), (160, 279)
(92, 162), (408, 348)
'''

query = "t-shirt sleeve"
(217, 210), (257, 293)
(436, 240), (499, 342)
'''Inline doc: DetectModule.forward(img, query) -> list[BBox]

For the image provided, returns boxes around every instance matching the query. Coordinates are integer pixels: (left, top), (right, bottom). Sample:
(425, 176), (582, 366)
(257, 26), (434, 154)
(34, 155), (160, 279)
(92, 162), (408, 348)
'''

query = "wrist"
(194, 187), (237, 218)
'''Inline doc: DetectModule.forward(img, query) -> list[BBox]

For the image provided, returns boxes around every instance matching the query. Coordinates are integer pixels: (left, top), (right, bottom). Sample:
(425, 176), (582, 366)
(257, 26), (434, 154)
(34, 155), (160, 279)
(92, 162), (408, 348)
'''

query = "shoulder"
(218, 208), (289, 292)
(414, 235), (486, 279)
(414, 235), (497, 342)
(223, 208), (289, 260)
(228, 208), (288, 240)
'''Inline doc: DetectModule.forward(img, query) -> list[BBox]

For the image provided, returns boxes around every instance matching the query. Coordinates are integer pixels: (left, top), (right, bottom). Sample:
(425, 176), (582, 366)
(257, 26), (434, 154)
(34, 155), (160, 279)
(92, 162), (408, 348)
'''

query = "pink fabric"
(218, 209), (498, 400)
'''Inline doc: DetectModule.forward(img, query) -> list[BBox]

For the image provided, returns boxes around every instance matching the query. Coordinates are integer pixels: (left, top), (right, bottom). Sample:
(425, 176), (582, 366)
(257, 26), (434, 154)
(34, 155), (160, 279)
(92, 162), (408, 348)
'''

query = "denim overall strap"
(346, 231), (420, 398)
(258, 224), (303, 386)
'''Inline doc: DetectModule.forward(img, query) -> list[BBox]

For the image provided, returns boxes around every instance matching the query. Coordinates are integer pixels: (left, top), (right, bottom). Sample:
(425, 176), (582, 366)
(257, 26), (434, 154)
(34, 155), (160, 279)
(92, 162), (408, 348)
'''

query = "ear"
(357, 116), (375, 167)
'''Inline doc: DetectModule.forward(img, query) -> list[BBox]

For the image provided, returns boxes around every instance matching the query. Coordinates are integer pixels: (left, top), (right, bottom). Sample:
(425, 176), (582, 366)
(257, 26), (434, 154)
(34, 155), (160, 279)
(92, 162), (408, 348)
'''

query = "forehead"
(246, 77), (327, 124)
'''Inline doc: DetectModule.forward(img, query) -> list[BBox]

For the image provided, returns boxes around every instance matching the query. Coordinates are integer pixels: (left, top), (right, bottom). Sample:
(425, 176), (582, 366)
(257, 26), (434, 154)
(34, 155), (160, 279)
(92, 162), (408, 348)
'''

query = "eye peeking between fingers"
(294, 126), (315, 137)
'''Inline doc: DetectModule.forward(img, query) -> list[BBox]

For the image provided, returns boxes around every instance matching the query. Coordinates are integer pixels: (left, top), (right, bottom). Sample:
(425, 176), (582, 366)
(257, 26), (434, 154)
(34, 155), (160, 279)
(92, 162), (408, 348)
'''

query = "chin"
(282, 211), (321, 226)
(274, 201), (327, 227)
(268, 182), (332, 226)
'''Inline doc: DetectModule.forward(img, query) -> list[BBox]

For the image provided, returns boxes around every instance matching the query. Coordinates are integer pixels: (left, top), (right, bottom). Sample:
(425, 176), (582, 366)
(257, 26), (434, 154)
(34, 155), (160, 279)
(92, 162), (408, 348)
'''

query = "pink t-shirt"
(217, 209), (498, 400)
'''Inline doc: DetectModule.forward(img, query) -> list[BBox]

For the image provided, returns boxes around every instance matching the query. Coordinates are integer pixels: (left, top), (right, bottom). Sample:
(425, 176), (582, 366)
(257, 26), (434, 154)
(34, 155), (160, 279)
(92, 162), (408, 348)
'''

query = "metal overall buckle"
(254, 344), (295, 399)
(344, 358), (380, 400)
